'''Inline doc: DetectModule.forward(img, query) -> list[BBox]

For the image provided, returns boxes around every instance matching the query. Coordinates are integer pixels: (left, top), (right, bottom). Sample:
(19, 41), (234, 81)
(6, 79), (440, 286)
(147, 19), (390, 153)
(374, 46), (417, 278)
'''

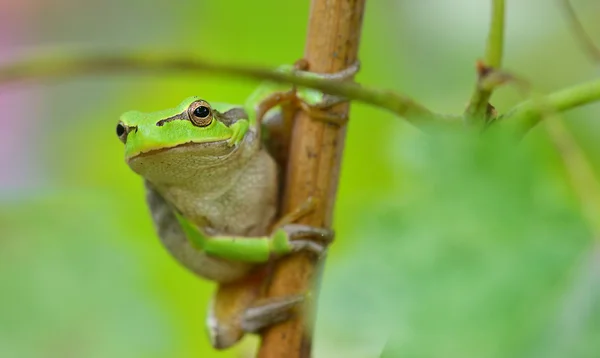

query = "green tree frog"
(116, 63), (356, 349)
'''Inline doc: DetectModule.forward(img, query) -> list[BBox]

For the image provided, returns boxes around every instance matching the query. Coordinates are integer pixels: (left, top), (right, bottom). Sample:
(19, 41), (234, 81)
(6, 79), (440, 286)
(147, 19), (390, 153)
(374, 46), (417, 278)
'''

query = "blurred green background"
(1, 1), (600, 357)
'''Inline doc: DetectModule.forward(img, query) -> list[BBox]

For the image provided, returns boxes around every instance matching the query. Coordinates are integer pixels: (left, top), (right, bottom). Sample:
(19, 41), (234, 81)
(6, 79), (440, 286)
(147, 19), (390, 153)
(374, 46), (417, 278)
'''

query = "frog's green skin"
(117, 68), (341, 349)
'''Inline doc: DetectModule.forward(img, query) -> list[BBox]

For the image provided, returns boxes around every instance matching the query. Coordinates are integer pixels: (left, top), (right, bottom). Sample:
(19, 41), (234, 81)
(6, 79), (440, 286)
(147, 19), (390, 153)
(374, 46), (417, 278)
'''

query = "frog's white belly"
(145, 149), (279, 283)
(165, 149), (278, 236)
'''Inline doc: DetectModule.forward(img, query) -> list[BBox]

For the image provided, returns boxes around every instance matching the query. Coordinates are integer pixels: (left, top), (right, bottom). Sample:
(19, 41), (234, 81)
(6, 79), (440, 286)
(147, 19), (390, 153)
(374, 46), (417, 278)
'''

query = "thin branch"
(257, 0), (365, 357)
(0, 50), (452, 127)
(560, 0), (600, 62)
(484, 0), (505, 69)
(465, 0), (506, 122)
(499, 78), (600, 133)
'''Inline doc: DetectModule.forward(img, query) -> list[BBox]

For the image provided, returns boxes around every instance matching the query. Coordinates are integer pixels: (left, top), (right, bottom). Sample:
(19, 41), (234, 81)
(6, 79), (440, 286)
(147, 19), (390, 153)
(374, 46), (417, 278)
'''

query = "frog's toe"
(241, 295), (304, 333)
(280, 223), (334, 257)
(206, 314), (243, 350)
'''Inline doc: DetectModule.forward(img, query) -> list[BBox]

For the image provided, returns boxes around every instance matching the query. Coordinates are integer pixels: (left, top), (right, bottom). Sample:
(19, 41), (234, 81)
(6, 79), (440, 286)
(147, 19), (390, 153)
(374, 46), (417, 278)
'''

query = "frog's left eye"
(187, 100), (213, 127)
(116, 122), (128, 143)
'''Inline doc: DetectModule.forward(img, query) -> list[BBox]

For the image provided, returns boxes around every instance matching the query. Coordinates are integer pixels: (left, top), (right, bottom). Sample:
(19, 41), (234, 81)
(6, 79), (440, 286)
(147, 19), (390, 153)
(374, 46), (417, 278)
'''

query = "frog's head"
(117, 96), (251, 182)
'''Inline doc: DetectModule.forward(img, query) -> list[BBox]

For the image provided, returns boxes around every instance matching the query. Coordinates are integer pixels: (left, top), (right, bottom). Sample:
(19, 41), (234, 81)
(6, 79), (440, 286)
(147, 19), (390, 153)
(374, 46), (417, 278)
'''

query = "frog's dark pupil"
(116, 123), (126, 137)
(194, 106), (210, 118)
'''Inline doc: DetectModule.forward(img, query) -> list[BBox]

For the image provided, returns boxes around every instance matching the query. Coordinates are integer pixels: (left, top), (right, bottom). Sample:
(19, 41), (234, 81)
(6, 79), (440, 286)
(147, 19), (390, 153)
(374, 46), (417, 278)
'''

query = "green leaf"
(316, 127), (599, 358)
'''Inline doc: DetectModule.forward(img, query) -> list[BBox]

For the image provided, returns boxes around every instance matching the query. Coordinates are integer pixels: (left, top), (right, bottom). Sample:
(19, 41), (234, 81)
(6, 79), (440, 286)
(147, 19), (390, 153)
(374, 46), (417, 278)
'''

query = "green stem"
(0, 49), (453, 127)
(499, 78), (600, 133)
(465, 0), (506, 122)
(485, 0), (505, 69)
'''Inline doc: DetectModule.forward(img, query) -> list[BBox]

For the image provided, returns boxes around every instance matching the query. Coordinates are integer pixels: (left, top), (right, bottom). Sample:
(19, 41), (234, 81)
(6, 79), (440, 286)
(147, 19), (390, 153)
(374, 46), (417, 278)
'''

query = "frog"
(116, 62), (357, 349)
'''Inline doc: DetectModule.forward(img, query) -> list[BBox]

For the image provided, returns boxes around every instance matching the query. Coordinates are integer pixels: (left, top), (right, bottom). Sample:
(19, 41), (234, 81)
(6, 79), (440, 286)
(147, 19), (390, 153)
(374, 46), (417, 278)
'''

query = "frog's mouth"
(125, 136), (245, 183)
(129, 138), (235, 161)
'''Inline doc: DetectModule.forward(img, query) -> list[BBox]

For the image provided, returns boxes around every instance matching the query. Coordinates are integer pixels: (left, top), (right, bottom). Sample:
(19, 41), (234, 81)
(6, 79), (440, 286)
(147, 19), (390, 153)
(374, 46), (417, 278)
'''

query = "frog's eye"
(116, 122), (128, 143)
(187, 100), (213, 127)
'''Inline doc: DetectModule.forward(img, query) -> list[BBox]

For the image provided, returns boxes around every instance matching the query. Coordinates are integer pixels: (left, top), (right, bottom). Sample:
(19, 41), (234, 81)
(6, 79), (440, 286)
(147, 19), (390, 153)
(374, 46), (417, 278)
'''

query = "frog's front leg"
(146, 181), (332, 273)
(179, 214), (333, 262)
(246, 61), (360, 127)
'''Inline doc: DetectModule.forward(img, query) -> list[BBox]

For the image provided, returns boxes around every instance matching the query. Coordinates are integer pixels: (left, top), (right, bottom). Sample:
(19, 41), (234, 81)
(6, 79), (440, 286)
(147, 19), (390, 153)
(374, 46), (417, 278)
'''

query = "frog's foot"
(270, 197), (334, 256)
(278, 223), (334, 257)
(292, 60), (360, 125)
(208, 292), (306, 349)
(258, 90), (348, 125)
(241, 294), (305, 333)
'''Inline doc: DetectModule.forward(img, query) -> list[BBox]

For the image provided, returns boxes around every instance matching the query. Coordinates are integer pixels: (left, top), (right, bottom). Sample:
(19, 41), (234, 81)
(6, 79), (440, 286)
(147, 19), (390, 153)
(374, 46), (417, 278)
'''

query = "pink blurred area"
(0, 1), (40, 187)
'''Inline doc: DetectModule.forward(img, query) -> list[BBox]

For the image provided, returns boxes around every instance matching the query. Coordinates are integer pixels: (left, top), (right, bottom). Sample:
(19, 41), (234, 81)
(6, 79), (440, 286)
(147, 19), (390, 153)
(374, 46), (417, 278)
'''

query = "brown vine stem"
(257, 0), (365, 357)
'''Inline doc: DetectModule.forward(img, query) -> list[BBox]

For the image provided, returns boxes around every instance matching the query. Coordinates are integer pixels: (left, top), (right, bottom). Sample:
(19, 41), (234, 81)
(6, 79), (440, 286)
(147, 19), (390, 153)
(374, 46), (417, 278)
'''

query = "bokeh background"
(2, 1), (600, 357)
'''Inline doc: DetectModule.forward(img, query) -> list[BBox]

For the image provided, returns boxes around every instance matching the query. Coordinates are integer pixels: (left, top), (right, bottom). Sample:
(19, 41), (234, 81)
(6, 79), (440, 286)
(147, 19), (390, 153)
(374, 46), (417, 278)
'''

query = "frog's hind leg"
(207, 271), (304, 350)
(207, 272), (263, 350)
